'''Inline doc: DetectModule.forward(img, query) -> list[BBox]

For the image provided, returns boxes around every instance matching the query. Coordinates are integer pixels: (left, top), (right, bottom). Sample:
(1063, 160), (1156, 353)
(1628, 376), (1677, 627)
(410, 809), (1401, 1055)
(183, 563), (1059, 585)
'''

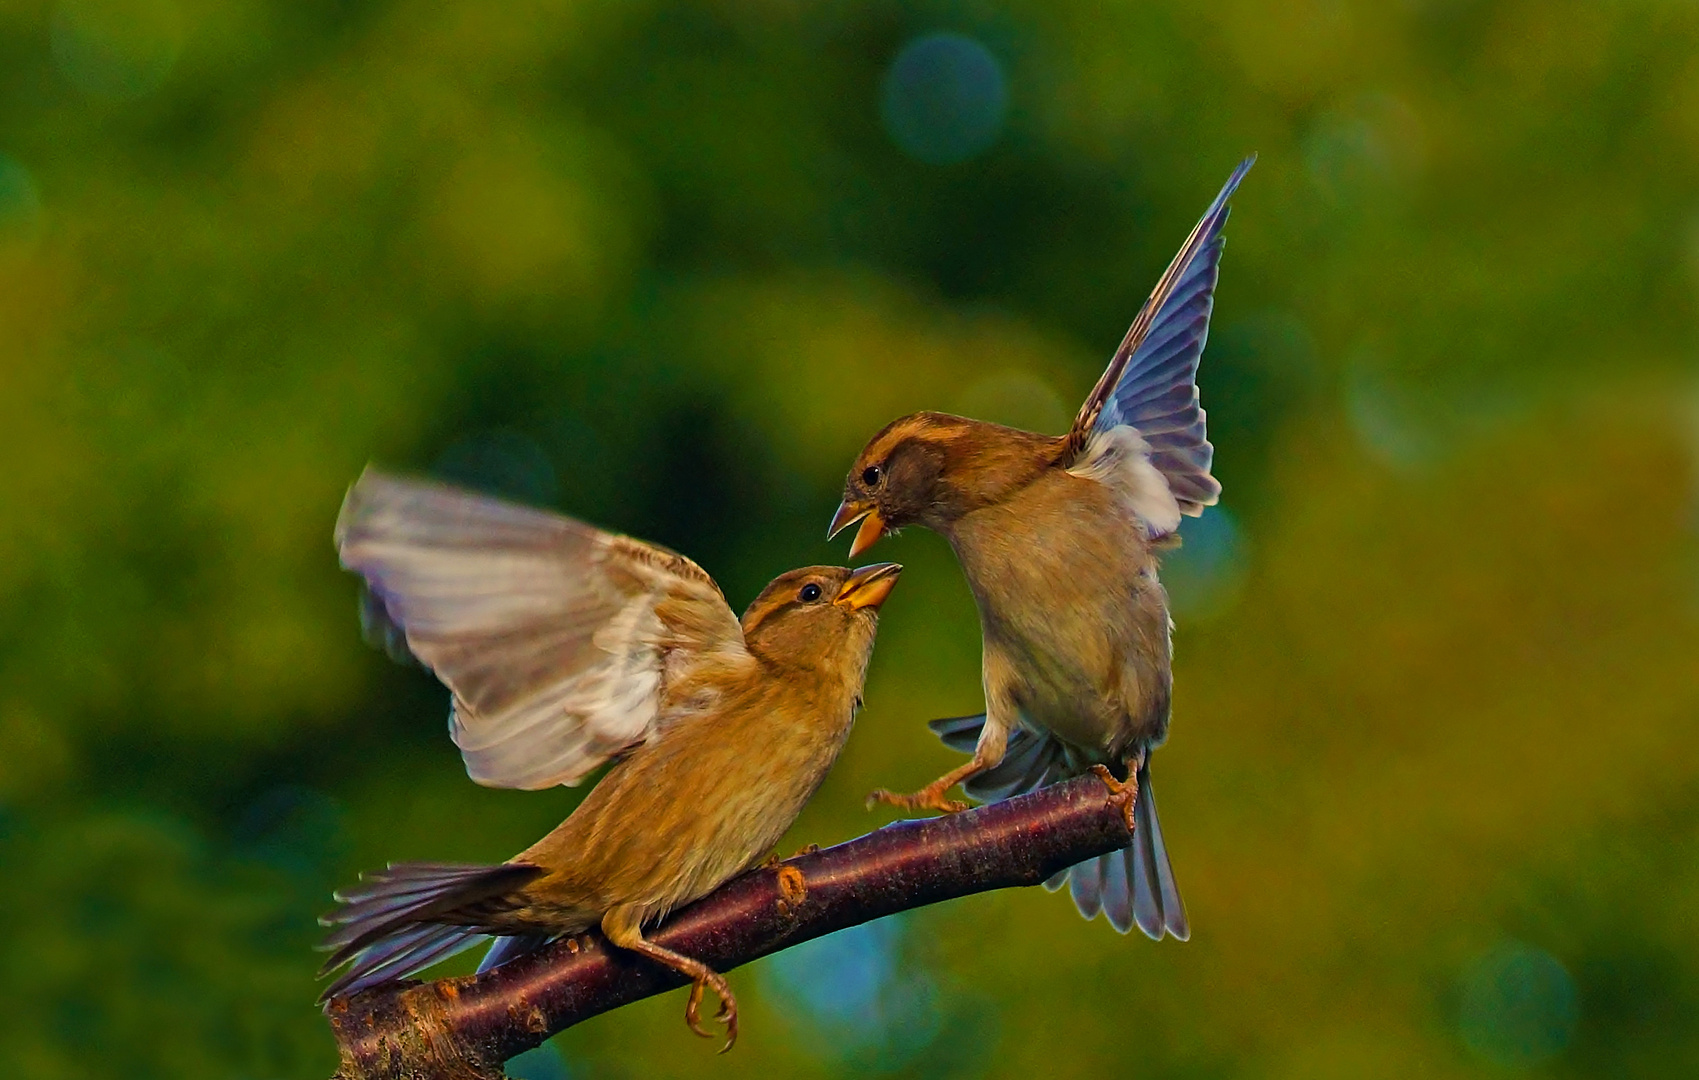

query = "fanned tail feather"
(317, 861), (545, 1001)
(477, 933), (554, 975)
(1130, 760), (1188, 940)
(1070, 847), (1107, 919)
(325, 924), (486, 999)
(927, 713), (986, 752)
(926, 714), (1072, 802)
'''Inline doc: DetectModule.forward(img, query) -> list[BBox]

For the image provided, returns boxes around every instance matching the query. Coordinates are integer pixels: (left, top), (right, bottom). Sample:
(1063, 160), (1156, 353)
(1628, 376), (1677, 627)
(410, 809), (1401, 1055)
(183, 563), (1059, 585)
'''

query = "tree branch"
(324, 774), (1132, 1079)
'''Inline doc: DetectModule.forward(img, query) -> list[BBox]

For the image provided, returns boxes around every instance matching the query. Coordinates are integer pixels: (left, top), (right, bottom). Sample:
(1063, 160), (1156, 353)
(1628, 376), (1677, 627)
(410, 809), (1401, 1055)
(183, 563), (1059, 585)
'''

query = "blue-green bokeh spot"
(1457, 941), (1580, 1067)
(880, 32), (1007, 165)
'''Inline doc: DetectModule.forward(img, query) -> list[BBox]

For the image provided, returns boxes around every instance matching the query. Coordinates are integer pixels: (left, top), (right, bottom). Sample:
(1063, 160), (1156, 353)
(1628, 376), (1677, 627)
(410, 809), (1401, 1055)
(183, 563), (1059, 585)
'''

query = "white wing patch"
(1067, 426), (1183, 538)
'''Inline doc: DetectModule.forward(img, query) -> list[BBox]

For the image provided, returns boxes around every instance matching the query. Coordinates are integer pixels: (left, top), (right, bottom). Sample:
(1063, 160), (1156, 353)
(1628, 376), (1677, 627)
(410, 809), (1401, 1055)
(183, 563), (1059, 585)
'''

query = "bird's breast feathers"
(950, 464), (1174, 749)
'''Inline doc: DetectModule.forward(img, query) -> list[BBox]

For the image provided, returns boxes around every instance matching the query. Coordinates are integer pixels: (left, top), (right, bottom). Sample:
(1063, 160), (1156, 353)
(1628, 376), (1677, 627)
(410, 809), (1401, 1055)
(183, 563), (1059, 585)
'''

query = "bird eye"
(799, 583), (822, 602)
(861, 465), (882, 487)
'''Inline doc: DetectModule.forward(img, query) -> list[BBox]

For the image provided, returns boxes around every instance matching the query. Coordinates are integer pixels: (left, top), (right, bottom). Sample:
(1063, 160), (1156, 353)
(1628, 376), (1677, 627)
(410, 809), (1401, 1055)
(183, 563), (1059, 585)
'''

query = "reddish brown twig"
(325, 774), (1134, 1079)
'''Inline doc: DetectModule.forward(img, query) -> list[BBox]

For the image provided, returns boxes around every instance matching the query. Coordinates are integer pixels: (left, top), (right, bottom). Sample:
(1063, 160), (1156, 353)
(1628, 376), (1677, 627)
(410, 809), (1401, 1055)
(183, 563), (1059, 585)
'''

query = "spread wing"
(1064, 156), (1253, 523)
(335, 468), (751, 789)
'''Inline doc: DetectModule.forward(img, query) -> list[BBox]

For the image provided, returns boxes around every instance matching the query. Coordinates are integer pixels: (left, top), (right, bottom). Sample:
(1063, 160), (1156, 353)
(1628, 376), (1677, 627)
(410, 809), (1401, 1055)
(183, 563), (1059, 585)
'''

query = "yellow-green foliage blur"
(2, 1), (1696, 1077)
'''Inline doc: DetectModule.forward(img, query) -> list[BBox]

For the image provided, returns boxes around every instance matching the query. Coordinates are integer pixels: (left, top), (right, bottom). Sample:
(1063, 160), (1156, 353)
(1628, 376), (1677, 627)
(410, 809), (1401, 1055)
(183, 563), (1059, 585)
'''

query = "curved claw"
(683, 980), (714, 1040)
(716, 997), (739, 1055)
(682, 973), (739, 1052)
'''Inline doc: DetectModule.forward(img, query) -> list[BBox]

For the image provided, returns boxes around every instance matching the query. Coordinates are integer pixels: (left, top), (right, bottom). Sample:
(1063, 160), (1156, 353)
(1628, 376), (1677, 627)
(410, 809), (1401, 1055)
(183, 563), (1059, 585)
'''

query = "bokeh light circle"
(51, 0), (183, 100)
(1344, 359), (1438, 471)
(1457, 941), (1580, 1067)
(1163, 505), (1249, 622)
(880, 32), (1007, 165)
(767, 918), (897, 1027)
(762, 916), (941, 1066)
(0, 154), (43, 243)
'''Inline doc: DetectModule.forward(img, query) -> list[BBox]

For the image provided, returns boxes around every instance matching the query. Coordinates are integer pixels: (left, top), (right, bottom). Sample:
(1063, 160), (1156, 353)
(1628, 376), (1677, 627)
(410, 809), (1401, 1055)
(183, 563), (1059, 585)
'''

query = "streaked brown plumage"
(318, 468), (901, 1050)
(829, 157), (1254, 940)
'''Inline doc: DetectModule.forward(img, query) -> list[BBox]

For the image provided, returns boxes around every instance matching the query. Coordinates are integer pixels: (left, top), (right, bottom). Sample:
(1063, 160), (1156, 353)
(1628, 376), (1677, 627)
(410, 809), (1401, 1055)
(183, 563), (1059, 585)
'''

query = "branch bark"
(324, 774), (1133, 1079)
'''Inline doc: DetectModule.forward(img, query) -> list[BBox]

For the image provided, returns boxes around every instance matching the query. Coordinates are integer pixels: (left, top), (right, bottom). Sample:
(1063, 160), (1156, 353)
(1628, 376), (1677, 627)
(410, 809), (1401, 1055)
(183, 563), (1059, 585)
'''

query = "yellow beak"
(834, 561), (902, 611)
(829, 500), (886, 559)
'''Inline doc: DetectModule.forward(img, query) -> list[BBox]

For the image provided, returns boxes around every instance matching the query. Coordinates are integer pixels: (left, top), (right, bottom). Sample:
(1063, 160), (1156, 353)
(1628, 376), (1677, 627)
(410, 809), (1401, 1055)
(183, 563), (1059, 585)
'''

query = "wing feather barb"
(1065, 155), (1254, 460)
(336, 468), (750, 790)
(1061, 157), (1253, 534)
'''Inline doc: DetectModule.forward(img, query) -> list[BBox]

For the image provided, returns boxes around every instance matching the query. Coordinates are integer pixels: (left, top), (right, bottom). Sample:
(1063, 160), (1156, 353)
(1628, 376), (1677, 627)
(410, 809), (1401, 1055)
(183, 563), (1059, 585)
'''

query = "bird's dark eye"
(799, 583), (822, 603)
(861, 465), (882, 487)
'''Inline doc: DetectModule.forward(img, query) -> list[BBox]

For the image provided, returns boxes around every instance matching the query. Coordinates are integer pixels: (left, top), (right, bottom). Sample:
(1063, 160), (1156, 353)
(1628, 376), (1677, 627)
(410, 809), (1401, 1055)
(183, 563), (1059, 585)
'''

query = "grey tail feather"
(317, 861), (545, 1002)
(922, 713), (1070, 804)
(925, 713), (1186, 939)
(1101, 847), (1135, 933)
(323, 924), (486, 1000)
(1129, 761), (1188, 940)
(926, 714), (1073, 805)
(1062, 764), (1187, 939)
(926, 713), (986, 753)
(477, 933), (554, 975)
(1070, 845), (1107, 919)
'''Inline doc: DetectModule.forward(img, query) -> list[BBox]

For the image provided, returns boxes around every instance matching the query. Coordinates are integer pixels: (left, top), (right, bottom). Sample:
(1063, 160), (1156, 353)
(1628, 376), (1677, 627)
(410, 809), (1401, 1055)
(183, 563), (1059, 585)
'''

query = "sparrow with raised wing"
(828, 157), (1253, 941)
(318, 469), (901, 1050)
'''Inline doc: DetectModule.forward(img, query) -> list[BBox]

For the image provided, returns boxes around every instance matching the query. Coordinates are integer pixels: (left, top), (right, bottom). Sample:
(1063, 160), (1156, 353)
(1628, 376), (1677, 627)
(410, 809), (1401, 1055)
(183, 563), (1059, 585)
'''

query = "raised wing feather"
(335, 468), (750, 789)
(1064, 157), (1253, 523)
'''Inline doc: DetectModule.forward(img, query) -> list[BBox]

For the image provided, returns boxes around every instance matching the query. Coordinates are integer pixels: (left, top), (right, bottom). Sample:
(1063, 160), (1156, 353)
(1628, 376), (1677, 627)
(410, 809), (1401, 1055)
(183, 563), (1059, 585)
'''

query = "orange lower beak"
(835, 562), (902, 611)
(829, 500), (887, 559)
(848, 511), (886, 559)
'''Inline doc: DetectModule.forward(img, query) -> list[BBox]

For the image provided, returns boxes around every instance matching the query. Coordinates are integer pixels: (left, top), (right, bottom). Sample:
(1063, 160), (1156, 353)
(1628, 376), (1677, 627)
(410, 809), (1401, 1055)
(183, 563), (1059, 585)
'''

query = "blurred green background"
(3, 0), (1698, 1076)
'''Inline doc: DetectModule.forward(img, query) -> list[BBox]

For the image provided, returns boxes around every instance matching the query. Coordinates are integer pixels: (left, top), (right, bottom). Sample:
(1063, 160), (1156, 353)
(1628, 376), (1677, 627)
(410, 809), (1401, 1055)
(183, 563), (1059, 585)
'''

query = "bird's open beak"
(829, 500), (886, 559)
(835, 561), (902, 611)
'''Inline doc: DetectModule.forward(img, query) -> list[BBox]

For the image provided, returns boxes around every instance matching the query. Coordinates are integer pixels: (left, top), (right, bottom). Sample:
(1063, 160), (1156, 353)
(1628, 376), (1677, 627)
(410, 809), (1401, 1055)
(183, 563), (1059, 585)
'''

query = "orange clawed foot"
(867, 758), (991, 815)
(1090, 764), (1138, 834)
(683, 972), (739, 1053)
(865, 781), (969, 815)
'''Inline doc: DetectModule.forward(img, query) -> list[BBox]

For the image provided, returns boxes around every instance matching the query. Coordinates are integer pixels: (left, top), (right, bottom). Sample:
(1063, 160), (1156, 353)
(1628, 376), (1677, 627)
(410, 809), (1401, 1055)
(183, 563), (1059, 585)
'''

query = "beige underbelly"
(959, 487), (1170, 756)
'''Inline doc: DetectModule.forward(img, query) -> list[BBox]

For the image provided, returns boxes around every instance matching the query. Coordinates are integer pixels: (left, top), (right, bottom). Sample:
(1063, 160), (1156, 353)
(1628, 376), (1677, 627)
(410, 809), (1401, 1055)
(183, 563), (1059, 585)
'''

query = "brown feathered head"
(739, 563), (901, 672)
(829, 411), (1061, 556)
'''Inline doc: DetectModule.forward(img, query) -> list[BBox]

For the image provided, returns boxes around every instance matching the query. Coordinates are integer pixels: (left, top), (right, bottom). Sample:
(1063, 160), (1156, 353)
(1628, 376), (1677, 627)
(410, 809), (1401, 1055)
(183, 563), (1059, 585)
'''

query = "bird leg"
(866, 756), (987, 814)
(1090, 762), (1139, 835)
(602, 907), (738, 1053)
(871, 711), (1012, 815)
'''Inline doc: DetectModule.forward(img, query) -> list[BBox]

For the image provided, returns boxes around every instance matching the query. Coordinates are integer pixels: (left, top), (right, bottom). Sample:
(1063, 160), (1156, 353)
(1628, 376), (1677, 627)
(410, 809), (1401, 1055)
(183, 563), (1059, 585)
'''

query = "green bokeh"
(2, 1), (1697, 1076)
